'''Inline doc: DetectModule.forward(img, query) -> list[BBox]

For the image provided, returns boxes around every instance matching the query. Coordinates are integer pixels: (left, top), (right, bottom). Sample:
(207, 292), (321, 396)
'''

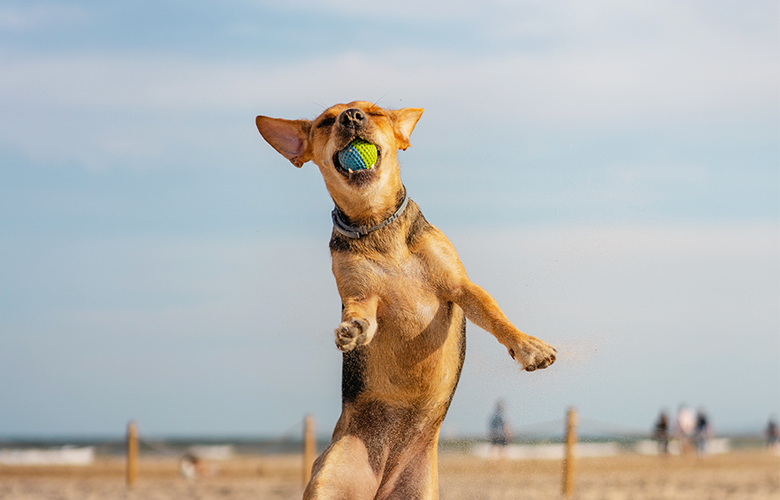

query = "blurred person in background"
(653, 410), (670, 455)
(765, 417), (778, 451)
(694, 408), (710, 456)
(676, 404), (696, 456)
(488, 400), (512, 458)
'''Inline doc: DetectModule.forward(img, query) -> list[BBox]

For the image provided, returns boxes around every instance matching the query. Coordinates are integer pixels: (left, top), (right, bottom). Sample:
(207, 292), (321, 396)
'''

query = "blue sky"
(0, 0), (777, 439)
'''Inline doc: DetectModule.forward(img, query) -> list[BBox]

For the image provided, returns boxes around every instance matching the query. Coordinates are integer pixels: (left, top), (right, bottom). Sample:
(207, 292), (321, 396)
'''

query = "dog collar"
(331, 187), (409, 239)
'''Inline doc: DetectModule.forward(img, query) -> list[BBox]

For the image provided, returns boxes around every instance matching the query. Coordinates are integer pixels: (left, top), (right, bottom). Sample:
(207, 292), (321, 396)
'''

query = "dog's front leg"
(336, 295), (379, 352)
(452, 281), (556, 371)
(420, 233), (557, 371)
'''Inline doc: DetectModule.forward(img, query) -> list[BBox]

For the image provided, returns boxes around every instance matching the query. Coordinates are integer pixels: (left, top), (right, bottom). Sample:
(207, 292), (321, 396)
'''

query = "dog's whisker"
(307, 99), (328, 111)
(372, 92), (390, 107)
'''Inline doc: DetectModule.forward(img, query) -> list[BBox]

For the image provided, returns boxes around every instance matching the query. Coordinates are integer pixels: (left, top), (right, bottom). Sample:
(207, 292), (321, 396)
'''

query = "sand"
(0, 451), (777, 500)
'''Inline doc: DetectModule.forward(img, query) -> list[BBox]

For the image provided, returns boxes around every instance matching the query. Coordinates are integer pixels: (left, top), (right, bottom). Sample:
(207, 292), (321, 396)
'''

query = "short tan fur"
(256, 101), (556, 500)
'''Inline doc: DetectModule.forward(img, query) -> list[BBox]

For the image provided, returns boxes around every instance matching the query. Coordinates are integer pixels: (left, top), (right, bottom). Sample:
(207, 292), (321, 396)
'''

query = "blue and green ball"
(337, 139), (378, 172)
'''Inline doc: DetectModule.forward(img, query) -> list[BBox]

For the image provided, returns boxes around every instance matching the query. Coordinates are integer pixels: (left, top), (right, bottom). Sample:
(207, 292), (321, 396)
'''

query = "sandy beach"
(0, 450), (777, 500)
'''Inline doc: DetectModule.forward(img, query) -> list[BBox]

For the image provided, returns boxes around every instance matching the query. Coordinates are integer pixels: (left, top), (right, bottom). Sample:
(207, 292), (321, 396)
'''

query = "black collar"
(331, 187), (409, 239)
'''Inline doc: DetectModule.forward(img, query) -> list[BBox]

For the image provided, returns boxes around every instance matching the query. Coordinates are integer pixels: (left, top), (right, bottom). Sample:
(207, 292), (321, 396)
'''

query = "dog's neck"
(332, 186), (408, 239)
(325, 167), (405, 221)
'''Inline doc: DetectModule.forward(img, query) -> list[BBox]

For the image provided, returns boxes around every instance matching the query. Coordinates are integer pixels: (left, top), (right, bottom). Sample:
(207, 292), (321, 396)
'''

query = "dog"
(256, 101), (556, 499)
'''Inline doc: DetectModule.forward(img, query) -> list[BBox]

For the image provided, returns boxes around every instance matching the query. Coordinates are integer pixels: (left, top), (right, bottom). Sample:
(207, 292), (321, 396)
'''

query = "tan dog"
(256, 101), (556, 499)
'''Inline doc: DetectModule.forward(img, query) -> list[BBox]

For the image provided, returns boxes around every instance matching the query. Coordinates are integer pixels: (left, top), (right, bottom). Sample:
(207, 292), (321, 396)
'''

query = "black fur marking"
(406, 208), (430, 247)
(349, 401), (399, 474)
(341, 348), (366, 404)
(329, 232), (352, 253)
(316, 116), (336, 129)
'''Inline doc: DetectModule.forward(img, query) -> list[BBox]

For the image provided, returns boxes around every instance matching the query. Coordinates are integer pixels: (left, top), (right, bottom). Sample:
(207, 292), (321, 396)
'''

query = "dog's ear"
(389, 108), (424, 151)
(256, 116), (313, 168)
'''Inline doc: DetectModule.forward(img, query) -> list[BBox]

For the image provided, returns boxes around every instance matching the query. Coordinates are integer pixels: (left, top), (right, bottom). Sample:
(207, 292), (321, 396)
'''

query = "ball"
(337, 139), (378, 171)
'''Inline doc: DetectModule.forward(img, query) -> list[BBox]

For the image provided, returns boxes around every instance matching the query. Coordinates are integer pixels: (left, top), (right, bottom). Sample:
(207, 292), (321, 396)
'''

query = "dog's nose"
(340, 108), (366, 129)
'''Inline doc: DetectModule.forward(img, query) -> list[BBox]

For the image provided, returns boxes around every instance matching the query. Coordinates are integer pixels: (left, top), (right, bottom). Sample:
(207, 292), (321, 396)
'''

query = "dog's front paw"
(335, 318), (371, 352)
(506, 335), (557, 372)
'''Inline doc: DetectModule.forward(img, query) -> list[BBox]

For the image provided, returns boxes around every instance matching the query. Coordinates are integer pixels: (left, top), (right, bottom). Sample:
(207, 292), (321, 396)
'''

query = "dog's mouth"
(333, 139), (382, 177)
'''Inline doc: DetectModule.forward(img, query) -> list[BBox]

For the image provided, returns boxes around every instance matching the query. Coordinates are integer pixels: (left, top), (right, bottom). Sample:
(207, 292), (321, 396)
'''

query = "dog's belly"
(360, 281), (466, 410)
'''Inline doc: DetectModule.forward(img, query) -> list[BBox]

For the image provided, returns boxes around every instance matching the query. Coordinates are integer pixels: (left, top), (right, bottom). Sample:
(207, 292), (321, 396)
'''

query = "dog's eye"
(317, 117), (336, 128)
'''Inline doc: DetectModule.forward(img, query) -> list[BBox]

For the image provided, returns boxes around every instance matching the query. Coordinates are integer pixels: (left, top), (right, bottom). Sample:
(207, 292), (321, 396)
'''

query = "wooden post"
(303, 414), (316, 486)
(562, 407), (578, 498)
(126, 420), (138, 488)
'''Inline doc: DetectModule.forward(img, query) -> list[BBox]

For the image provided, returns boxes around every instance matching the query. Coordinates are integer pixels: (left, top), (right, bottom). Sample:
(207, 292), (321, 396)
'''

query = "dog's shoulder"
(403, 200), (433, 248)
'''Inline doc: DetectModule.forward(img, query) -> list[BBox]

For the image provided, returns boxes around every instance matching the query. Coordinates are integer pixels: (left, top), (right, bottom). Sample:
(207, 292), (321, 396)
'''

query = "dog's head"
(256, 101), (423, 220)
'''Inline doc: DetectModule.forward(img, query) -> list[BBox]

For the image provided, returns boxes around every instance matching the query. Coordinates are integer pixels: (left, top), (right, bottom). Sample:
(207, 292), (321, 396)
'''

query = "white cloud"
(0, 0), (775, 169)
(252, 0), (777, 52)
(1, 34), (775, 169)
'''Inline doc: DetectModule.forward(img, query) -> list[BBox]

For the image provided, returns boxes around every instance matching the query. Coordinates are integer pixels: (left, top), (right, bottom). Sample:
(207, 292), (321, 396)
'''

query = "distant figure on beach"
(488, 400), (511, 457)
(694, 409), (710, 456)
(653, 410), (670, 455)
(766, 418), (779, 451)
(676, 405), (696, 456)
(179, 452), (209, 480)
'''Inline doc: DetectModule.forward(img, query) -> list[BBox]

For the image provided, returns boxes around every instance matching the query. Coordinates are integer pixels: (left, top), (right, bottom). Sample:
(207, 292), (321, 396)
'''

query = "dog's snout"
(340, 108), (366, 129)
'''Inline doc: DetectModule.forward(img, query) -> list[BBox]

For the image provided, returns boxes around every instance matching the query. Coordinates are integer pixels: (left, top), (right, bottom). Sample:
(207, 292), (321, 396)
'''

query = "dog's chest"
(368, 255), (440, 327)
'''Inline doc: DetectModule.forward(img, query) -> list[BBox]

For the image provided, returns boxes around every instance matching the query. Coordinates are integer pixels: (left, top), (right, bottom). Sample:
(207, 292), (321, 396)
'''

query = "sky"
(0, 0), (778, 440)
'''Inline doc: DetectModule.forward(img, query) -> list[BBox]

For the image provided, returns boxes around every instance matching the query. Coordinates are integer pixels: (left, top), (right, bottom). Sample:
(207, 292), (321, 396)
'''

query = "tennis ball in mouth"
(337, 139), (378, 171)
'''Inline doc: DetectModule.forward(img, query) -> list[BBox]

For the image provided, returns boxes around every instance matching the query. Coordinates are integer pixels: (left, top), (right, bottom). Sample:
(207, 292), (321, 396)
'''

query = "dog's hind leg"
(375, 443), (440, 500)
(303, 434), (380, 500)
